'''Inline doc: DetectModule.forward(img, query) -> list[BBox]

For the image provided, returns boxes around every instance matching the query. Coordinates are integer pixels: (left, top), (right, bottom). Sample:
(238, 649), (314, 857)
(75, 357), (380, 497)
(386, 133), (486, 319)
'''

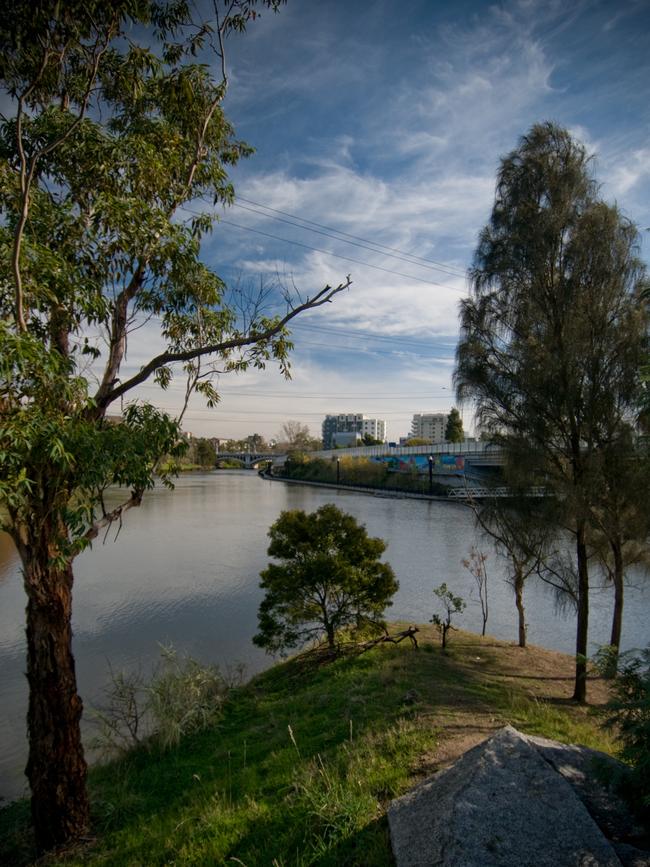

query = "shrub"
(600, 646), (650, 807)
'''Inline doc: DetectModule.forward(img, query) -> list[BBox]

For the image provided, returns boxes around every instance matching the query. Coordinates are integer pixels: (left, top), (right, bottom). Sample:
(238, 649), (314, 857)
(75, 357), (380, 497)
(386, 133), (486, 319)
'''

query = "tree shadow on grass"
(225, 812), (394, 867)
(0, 638), (609, 866)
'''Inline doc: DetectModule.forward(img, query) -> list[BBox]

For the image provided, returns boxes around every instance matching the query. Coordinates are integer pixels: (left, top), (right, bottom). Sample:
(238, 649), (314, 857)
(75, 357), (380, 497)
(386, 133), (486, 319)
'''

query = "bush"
(601, 646), (650, 807)
(92, 645), (230, 755)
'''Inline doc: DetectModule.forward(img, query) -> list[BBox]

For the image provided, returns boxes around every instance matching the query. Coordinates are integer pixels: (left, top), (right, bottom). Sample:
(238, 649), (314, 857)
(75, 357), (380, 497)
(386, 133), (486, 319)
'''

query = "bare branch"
(95, 277), (352, 411)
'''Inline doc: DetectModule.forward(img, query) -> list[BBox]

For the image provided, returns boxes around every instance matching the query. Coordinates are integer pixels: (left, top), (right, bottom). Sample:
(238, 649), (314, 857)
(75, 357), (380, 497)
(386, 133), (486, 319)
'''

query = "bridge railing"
(271, 440), (503, 467)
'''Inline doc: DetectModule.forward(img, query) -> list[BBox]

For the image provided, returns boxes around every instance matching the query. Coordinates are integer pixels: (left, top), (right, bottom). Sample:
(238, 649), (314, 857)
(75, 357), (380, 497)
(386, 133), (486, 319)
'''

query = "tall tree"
(0, 0), (350, 851)
(455, 122), (648, 702)
(445, 407), (464, 442)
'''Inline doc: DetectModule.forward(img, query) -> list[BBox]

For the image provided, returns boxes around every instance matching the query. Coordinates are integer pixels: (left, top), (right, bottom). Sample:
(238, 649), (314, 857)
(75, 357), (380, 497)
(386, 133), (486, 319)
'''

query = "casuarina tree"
(254, 504), (398, 654)
(455, 122), (648, 702)
(0, 0), (352, 851)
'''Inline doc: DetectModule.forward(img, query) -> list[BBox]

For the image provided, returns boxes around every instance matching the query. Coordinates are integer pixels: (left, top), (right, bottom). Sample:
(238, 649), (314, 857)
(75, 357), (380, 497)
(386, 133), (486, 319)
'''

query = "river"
(1, 470), (649, 802)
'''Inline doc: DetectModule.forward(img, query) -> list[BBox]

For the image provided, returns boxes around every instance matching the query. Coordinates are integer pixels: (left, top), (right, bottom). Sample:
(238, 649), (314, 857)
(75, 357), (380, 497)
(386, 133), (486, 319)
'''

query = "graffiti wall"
(369, 454), (465, 474)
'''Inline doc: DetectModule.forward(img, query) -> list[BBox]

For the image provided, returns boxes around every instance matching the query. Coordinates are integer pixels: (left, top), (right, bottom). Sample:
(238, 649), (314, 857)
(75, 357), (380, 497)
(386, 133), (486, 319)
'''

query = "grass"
(0, 626), (618, 866)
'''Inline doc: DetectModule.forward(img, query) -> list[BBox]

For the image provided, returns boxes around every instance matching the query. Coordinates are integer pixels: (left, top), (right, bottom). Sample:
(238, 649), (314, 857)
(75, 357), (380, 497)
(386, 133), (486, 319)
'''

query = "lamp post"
(336, 457), (340, 485)
(428, 455), (433, 495)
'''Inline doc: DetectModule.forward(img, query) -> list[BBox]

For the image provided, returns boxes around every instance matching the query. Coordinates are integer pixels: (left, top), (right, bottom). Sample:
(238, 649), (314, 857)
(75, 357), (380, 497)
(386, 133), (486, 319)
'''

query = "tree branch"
(95, 277), (351, 411)
(84, 490), (143, 542)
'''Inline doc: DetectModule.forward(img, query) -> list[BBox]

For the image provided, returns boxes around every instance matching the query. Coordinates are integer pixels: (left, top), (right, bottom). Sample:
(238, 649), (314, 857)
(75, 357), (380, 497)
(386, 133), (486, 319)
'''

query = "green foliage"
(431, 583), (466, 649)
(254, 505), (398, 654)
(445, 407), (464, 443)
(455, 121), (649, 701)
(145, 645), (229, 750)
(0, 0), (354, 849)
(600, 647), (650, 807)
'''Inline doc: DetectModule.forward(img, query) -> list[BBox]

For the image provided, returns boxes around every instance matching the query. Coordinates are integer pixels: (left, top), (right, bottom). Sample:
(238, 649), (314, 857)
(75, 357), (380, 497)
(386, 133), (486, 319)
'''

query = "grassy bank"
(0, 627), (616, 866)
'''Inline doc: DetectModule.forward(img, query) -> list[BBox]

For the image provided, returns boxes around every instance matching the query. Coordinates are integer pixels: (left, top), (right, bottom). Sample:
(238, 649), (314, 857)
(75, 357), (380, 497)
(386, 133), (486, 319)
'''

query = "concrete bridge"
(216, 451), (277, 467)
(271, 440), (506, 491)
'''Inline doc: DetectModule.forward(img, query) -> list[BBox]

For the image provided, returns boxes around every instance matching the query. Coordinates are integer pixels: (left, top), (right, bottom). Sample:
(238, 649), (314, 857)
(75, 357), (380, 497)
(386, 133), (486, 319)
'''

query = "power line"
(154, 406), (437, 417)
(136, 384), (452, 399)
(147, 313), (456, 352)
(180, 205), (465, 292)
(235, 195), (468, 278)
(292, 322), (456, 351)
(230, 200), (467, 280)
(218, 218), (464, 290)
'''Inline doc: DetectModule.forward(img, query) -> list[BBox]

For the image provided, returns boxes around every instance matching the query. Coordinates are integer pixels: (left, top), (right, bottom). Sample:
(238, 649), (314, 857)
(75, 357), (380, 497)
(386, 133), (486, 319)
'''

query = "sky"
(128, 0), (650, 442)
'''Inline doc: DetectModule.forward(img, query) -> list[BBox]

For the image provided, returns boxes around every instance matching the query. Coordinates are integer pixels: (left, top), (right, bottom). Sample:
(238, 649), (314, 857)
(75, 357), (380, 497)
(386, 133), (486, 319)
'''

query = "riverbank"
(262, 470), (457, 502)
(0, 626), (617, 866)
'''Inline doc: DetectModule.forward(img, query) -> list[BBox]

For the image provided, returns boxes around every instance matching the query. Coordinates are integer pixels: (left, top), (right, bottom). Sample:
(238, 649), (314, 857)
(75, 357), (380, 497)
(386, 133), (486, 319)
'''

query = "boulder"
(388, 726), (624, 867)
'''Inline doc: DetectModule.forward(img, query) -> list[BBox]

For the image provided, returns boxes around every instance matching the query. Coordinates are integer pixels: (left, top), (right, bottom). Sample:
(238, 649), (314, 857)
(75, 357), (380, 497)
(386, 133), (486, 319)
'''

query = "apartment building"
(410, 412), (447, 443)
(322, 414), (387, 449)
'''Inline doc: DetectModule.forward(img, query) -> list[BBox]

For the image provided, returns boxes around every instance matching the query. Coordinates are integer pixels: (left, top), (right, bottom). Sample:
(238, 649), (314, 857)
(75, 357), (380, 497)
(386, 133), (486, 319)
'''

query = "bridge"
(216, 451), (277, 467)
(271, 440), (504, 478)
(218, 441), (513, 496)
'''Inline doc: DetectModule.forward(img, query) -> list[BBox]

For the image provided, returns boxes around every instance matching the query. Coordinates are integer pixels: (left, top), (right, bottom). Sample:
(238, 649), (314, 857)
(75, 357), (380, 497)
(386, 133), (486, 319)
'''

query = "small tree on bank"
(254, 504), (398, 654)
(462, 546), (489, 637)
(431, 583), (466, 649)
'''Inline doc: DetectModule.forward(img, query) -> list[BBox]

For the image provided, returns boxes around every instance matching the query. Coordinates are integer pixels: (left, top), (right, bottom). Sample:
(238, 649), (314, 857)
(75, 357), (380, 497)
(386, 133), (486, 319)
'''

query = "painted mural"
(369, 454), (465, 474)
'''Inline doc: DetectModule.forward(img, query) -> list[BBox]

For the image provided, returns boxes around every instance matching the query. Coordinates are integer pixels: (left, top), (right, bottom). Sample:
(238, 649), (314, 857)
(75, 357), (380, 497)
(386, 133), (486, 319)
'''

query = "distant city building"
(322, 414), (387, 449)
(410, 413), (448, 443)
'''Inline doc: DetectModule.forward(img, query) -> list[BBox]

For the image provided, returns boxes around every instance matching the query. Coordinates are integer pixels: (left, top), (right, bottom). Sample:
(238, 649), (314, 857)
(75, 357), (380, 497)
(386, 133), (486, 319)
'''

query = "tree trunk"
(573, 524), (590, 703)
(609, 538), (624, 663)
(21, 541), (89, 851)
(514, 569), (526, 648)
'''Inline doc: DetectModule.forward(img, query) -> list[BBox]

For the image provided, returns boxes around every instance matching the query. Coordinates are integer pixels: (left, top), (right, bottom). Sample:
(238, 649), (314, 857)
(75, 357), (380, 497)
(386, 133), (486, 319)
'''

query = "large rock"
(388, 726), (623, 867)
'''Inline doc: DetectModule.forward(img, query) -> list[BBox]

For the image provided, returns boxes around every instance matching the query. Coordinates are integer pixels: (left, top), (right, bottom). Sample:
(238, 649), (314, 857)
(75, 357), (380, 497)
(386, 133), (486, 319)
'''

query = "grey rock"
(614, 843), (650, 867)
(525, 733), (646, 845)
(388, 726), (623, 867)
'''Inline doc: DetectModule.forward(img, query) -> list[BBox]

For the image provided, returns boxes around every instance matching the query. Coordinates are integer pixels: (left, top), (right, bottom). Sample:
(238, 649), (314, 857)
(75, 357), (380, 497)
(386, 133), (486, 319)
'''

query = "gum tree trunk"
(18, 520), (89, 852)
(513, 569), (526, 648)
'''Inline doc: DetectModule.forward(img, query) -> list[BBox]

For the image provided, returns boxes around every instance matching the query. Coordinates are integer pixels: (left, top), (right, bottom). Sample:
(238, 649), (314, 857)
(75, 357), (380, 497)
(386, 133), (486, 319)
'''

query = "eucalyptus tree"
(455, 122), (648, 702)
(0, 0), (350, 851)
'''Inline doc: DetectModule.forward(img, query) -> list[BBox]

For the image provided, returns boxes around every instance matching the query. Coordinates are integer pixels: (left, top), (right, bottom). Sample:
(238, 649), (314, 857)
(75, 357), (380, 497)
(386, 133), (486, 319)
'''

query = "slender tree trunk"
(20, 531), (89, 852)
(609, 538), (624, 661)
(514, 569), (526, 648)
(573, 523), (590, 703)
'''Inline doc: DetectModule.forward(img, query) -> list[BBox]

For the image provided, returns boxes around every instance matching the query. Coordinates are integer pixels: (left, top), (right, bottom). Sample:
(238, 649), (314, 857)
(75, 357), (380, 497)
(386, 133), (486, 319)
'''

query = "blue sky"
(135, 0), (650, 441)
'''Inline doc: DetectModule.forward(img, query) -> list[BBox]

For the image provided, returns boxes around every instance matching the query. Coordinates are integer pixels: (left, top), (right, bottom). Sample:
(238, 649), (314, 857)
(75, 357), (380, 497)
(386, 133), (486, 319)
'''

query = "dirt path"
(406, 626), (614, 774)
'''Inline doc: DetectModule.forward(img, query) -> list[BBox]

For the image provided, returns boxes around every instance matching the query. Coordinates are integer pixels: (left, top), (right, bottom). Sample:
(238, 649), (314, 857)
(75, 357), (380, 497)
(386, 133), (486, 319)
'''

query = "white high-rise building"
(410, 413), (447, 443)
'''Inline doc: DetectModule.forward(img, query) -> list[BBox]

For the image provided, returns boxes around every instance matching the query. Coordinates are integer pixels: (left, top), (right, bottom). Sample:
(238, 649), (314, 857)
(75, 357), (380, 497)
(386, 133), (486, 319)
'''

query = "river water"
(1, 470), (649, 802)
